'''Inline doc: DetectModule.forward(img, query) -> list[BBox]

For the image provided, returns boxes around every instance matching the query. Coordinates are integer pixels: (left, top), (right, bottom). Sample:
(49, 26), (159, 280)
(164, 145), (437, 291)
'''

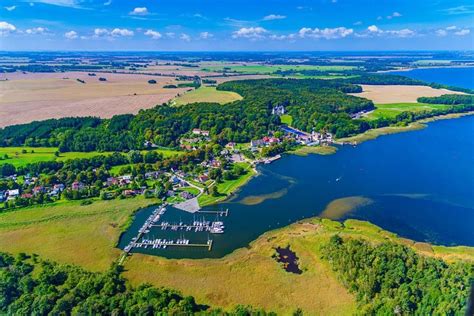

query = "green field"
(280, 114), (293, 125)
(201, 64), (356, 74)
(365, 103), (451, 120)
(0, 197), (157, 271)
(171, 86), (242, 106)
(0, 147), (183, 168)
(198, 162), (256, 206)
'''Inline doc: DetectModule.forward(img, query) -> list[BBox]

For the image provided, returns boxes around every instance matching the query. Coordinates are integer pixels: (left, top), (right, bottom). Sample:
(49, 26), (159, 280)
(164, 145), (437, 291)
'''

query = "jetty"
(126, 238), (213, 251)
(197, 208), (229, 216)
(152, 220), (225, 234)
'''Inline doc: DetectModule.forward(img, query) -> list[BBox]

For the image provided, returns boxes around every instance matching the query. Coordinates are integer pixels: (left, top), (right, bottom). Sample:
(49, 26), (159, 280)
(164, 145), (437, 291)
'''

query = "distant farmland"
(0, 72), (187, 127)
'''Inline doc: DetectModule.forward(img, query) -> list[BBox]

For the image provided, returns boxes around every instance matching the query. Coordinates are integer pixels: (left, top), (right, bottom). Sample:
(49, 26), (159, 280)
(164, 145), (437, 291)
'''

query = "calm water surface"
(119, 67), (474, 258)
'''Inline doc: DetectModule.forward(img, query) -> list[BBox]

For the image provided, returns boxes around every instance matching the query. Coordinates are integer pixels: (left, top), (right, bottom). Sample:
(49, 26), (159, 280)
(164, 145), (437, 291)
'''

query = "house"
(198, 174), (209, 183)
(71, 181), (85, 191)
(53, 183), (65, 191)
(192, 128), (210, 137)
(0, 191), (5, 202)
(7, 189), (19, 200)
(32, 186), (45, 195)
(106, 177), (118, 186)
(271, 105), (285, 116)
(21, 193), (33, 199)
(250, 139), (265, 148)
(123, 190), (136, 197)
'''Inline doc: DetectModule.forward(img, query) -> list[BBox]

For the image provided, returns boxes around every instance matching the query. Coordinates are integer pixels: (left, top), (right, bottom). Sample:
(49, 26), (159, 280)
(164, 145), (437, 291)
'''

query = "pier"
(197, 208), (229, 216)
(152, 220), (224, 234)
(127, 238), (213, 251)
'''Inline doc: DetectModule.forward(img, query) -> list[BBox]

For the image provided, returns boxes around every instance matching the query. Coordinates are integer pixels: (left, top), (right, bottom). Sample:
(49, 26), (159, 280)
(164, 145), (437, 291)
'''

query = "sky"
(0, 0), (473, 51)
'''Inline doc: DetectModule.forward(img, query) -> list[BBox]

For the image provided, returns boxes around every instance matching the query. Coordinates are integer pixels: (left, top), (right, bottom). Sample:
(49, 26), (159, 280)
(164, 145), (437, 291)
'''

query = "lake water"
(390, 67), (474, 89)
(119, 67), (474, 259)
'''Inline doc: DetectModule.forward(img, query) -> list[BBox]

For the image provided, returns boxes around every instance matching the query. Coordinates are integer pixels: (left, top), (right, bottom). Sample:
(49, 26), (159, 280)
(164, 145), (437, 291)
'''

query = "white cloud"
(94, 28), (109, 37)
(442, 5), (474, 15)
(263, 14), (286, 21)
(144, 29), (162, 39)
(165, 32), (175, 38)
(446, 25), (457, 30)
(0, 21), (16, 36)
(368, 25), (380, 33)
(199, 31), (213, 39)
(180, 33), (191, 41)
(392, 12), (402, 17)
(28, 0), (81, 8)
(298, 27), (353, 39)
(232, 27), (268, 39)
(130, 7), (148, 16)
(454, 29), (470, 36)
(387, 29), (415, 37)
(377, 16), (383, 20)
(25, 27), (47, 34)
(4, 6), (16, 11)
(103, 0), (112, 5)
(111, 28), (134, 37)
(64, 30), (78, 39)
(364, 25), (415, 37)
(436, 29), (448, 37)
(354, 21), (363, 26)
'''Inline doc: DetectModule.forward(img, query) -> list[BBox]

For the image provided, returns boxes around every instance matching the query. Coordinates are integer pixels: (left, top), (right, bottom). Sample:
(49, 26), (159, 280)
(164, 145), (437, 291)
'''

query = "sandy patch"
(349, 84), (465, 104)
(0, 71), (187, 127)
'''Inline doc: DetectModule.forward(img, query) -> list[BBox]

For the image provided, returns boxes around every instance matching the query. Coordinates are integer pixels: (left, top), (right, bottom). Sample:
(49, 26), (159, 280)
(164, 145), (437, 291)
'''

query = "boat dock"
(127, 238), (213, 251)
(197, 208), (229, 216)
(152, 220), (225, 233)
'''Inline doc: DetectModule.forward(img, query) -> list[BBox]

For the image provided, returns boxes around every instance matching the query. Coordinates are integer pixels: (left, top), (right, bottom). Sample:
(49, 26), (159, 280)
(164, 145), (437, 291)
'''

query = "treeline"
(322, 235), (473, 314)
(418, 94), (474, 105)
(0, 252), (275, 315)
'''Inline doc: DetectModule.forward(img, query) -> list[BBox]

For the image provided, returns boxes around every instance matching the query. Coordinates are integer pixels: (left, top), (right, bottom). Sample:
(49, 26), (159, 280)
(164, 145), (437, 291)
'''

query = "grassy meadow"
(0, 197), (157, 271)
(365, 103), (451, 120)
(280, 114), (293, 125)
(123, 217), (474, 314)
(0, 146), (183, 168)
(171, 86), (242, 106)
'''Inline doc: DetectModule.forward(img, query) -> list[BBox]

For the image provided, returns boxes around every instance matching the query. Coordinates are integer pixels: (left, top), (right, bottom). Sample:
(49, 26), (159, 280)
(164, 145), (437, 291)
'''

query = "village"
(0, 106), (335, 211)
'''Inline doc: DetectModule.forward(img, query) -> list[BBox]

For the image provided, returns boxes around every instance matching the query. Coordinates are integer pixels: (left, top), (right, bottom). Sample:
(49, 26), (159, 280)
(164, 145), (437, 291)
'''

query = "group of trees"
(0, 252), (277, 315)
(321, 235), (473, 314)
(418, 94), (474, 105)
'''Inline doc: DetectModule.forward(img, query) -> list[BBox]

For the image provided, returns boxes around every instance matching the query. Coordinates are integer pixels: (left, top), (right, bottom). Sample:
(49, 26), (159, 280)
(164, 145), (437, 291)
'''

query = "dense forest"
(0, 252), (274, 315)
(321, 235), (473, 315)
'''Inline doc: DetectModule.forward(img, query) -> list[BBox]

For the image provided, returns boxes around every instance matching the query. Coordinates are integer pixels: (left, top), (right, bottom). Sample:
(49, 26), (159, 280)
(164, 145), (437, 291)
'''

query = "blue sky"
(1, 0), (473, 51)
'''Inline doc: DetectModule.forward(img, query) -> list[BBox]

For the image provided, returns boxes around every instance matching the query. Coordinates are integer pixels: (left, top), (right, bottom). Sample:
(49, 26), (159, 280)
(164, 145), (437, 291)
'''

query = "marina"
(124, 205), (229, 255)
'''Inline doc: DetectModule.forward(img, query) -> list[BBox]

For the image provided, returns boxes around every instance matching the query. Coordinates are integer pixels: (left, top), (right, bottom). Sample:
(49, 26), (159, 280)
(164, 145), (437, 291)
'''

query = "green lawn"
(0, 147), (107, 168)
(198, 162), (255, 206)
(365, 103), (452, 120)
(201, 64), (356, 74)
(171, 86), (242, 106)
(280, 114), (293, 126)
(0, 147), (183, 168)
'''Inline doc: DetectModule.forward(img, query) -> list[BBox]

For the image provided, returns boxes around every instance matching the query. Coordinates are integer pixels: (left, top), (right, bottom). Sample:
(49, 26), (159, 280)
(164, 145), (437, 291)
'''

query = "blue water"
(390, 67), (474, 89)
(119, 66), (474, 259)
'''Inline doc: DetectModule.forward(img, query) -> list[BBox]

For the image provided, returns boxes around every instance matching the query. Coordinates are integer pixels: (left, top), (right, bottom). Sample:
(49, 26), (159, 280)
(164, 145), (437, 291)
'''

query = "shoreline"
(337, 111), (474, 144)
(378, 64), (474, 73)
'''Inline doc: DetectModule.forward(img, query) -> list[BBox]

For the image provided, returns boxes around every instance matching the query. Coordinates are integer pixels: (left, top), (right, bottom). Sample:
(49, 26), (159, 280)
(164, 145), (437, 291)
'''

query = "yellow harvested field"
(0, 71), (187, 127)
(124, 220), (356, 315)
(349, 84), (465, 104)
